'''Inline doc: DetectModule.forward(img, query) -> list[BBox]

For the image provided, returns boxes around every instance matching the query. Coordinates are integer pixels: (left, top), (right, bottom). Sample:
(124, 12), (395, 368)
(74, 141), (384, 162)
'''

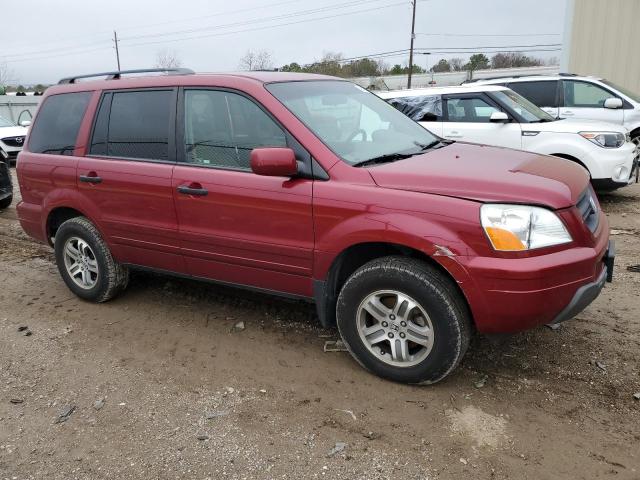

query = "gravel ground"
(1, 170), (639, 479)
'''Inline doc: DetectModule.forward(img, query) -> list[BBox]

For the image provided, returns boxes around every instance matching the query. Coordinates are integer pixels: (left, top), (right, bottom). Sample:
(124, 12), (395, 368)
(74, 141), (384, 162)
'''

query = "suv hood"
(367, 142), (588, 209)
(525, 118), (628, 134)
(0, 125), (28, 139)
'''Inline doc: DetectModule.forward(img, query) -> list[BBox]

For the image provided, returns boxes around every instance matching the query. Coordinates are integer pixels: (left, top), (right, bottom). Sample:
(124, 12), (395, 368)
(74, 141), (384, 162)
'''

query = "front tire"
(54, 217), (129, 302)
(0, 194), (12, 210)
(336, 256), (471, 384)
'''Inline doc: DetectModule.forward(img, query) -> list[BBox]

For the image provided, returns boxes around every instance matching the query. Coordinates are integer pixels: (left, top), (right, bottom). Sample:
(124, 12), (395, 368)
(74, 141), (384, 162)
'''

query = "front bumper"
(549, 241), (614, 324)
(455, 217), (611, 334)
(585, 141), (636, 187)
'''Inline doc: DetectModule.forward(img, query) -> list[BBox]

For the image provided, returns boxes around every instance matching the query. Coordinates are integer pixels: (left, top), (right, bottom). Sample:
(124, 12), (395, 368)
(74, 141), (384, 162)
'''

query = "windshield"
(266, 81), (440, 165)
(601, 79), (640, 103)
(0, 115), (15, 128)
(492, 89), (555, 123)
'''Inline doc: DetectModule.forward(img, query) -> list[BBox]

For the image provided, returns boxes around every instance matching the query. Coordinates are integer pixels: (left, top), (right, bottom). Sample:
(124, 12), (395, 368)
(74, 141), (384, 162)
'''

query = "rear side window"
(388, 95), (442, 122)
(28, 92), (91, 155)
(90, 90), (172, 160)
(507, 81), (558, 107)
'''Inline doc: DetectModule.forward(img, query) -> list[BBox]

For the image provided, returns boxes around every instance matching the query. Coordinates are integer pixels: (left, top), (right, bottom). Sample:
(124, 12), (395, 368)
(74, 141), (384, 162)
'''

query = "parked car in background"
(379, 85), (639, 191)
(470, 74), (640, 146)
(0, 114), (29, 164)
(0, 157), (13, 209)
(17, 69), (613, 385)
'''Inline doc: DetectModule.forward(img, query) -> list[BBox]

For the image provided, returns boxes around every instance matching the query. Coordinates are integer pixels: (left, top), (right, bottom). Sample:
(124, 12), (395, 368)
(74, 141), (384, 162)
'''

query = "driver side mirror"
(250, 147), (298, 177)
(489, 111), (510, 123)
(20, 120), (31, 127)
(604, 97), (623, 109)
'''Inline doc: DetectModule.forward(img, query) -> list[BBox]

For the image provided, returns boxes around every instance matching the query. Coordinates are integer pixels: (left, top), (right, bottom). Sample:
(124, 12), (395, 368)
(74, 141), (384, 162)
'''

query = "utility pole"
(407, 0), (417, 89)
(113, 30), (121, 71)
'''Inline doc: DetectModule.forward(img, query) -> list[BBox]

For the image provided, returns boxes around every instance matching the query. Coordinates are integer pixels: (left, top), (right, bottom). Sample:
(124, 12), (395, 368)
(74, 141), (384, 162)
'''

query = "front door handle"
(177, 184), (208, 196)
(562, 110), (574, 116)
(445, 132), (463, 138)
(79, 173), (102, 184)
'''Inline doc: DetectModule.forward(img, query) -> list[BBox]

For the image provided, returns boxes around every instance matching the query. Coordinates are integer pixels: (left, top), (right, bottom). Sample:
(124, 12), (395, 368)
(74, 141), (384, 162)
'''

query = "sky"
(1, 0), (568, 85)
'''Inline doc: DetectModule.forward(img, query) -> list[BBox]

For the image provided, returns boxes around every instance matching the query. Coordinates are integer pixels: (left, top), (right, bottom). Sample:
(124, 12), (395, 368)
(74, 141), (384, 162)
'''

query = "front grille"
(576, 188), (599, 232)
(1, 136), (26, 148)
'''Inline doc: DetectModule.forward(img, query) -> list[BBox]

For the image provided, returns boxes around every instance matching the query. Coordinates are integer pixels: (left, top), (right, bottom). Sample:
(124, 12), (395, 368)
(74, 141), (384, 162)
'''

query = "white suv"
(378, 85), (638, 191)
(0, 115), (29, 164)
(471, 74), (640, 146)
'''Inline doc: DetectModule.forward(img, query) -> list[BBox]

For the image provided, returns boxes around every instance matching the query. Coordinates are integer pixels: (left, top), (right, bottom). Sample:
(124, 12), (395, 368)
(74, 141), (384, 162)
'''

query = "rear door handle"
(79, 173), (102, 184)
(177, 184), (208, 196)
(445, 131), (463, 138)
(562, 110), (574, 116)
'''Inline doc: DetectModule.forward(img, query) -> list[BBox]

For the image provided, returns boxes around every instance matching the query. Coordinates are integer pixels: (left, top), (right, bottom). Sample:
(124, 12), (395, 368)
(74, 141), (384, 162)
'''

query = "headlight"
(480, 204), (572, 251)
(579, 131), (625, 148)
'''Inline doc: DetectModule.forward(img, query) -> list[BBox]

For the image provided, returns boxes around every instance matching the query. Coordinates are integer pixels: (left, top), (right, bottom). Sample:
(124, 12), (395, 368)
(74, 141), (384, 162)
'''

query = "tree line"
(239, 49), (558, 77)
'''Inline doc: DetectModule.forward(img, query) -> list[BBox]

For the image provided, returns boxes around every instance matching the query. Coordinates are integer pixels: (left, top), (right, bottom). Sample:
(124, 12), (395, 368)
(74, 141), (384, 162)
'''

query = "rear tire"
(0, 194), (12, 210)
(336, 256), (471, 385)
(54, 217), (129, 302)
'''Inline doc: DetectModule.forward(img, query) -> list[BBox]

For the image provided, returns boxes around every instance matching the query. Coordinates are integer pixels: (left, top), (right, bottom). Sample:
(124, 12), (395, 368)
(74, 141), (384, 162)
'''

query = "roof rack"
(462, 74), (546, 84)
(58, 68), (195, 85)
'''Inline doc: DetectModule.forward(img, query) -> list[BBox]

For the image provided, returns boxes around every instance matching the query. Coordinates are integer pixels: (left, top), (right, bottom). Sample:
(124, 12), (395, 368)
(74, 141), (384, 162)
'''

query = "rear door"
(560, 79), (624, 124)
(386, 94), (444, 136)
(77, 88), (184, 273)
(507, 80), (560, 117)
(442, 93), (522, 149)
(172, 88), (315, 297)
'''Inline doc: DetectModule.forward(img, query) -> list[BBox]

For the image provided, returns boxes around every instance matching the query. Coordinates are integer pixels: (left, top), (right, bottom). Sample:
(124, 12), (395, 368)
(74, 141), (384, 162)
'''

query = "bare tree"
(155, 49), (183, 69)
(238, 49), (274, 71)
(0, 62), (15, 89)
(449, 57), (464, 72)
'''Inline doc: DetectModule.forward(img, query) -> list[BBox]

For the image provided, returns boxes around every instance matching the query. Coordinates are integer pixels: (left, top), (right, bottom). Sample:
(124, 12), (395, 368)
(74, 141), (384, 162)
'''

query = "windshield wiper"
(414, 139), (453, 150)
(353, 152), (416, 167)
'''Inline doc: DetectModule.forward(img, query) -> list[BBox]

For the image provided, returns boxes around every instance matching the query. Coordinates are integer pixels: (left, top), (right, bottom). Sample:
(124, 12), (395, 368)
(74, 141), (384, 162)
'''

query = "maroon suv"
(16, 69), (614, 384)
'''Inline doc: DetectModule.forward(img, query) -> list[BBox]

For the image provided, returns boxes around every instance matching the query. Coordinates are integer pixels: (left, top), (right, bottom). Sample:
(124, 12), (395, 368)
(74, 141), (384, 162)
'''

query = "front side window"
(508, 81), (558, 107)
(387, 95), (442, 122)
(183, 90), (286, 170)
(28, 92), (92, 155)
(266, 81), (439, 165)
(446, 97), (499, 123)
(90, 90), (172, 160)
(601, 79), (640, 103)
(563, 80), (614, 108)
(491, 89), (555, 123)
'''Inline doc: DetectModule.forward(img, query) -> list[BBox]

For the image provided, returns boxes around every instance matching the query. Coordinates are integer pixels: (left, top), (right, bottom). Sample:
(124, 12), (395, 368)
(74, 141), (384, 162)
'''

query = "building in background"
(562, 0), (640, 92)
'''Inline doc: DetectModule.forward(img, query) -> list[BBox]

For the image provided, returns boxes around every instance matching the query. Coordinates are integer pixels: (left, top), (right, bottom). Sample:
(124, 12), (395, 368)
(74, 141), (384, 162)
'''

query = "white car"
(470, 74), (640, 146)
(0, 115), (29, 164)
(378, 85), (638, 191)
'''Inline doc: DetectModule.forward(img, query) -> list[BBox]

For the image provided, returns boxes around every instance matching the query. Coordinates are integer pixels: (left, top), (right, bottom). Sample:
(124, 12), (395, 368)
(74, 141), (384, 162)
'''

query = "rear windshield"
(28, 92), (92, 155)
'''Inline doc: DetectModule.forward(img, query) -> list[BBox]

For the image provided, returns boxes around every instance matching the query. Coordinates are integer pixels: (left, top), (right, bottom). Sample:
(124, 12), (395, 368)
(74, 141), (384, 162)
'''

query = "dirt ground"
(1, 169), (639, 480)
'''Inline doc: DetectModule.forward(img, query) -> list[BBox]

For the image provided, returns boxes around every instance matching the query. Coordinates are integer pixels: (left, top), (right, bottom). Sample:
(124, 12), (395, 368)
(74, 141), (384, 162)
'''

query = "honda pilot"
(16, 69), (614, 384)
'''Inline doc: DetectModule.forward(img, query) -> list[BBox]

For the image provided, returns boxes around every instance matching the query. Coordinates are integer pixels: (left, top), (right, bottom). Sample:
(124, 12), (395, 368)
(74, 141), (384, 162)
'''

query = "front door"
(77, 88), (184, 273)
(442, 94), (522, 149)
(560, 80), (624, 125)
(173, 89), (315, 297)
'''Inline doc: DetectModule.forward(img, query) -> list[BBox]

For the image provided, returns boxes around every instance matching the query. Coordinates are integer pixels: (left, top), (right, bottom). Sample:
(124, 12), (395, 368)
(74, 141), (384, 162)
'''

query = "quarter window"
(28, 92), (91, 155)
(563, 81), (614, 108)
(90, 90), (172, 160)
(388, 95), (442, 122)
(446, 97), (498, 122)
(507, 81), (558, 107)
(183, 90), (286, 170)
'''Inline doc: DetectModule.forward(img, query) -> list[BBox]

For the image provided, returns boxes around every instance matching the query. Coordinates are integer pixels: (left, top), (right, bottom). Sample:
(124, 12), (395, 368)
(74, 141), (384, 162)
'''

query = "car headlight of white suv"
(579, 131), (626, 148)
(480, 204), (572, 251)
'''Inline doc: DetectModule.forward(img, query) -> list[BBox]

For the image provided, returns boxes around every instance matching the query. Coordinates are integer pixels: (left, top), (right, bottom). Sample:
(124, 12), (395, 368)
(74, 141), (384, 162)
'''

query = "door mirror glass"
(489, 111), (510, 123)
(604, 97), (623, 109)
(250, 147), (298, 177)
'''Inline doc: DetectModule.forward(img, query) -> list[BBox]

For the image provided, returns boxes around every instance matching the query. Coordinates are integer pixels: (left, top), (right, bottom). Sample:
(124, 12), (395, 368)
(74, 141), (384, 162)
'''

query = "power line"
(119, 0), (389, 42)
(415, 32), (561, 37)
(120, 1), (410, 49)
